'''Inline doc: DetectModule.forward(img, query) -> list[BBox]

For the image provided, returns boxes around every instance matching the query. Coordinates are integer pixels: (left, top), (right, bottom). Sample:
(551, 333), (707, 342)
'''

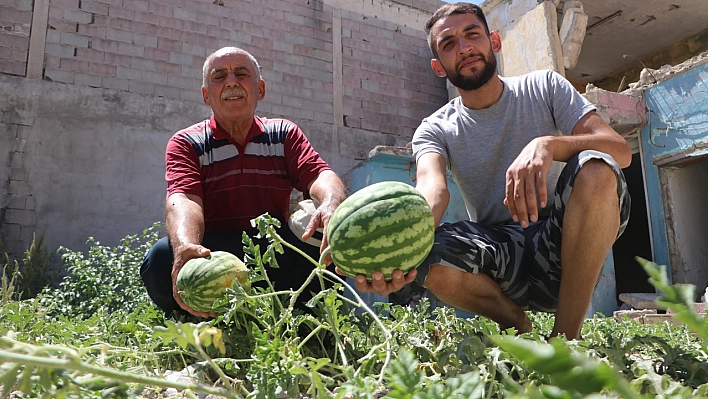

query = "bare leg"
(552, 160), (620, 339)
(425, 264), (532, 334)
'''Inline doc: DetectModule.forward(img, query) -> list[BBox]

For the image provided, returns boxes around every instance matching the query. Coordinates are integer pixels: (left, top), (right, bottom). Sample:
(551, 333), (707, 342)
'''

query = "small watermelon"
(176, 251), (249, 312)
(325, 181), (435, 281)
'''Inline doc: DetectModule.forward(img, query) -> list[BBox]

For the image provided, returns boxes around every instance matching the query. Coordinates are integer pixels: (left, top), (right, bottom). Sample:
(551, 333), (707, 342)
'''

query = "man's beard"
(446, 49), (497, 91)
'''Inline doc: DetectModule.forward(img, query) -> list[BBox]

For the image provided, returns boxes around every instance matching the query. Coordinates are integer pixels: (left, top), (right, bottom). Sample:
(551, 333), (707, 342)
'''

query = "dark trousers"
(139, 226), (331, 316)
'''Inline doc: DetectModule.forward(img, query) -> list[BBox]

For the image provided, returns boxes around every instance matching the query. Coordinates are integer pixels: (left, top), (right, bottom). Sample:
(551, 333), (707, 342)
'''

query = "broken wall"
(638, 60), (708, 286)
(483, 0), (564, 77)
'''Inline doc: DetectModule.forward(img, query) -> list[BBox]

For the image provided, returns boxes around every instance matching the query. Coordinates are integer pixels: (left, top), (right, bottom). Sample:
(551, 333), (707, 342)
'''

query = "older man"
(141, 47), (347, 318)
(354, 3), (632, 340)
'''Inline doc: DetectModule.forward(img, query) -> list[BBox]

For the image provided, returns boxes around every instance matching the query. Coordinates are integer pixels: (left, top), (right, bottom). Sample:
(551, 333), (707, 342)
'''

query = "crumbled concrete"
(622, 50), (708, 95)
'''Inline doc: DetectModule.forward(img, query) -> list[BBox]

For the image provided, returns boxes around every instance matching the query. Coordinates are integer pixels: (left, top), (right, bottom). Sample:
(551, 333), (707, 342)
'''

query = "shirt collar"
(208, 115), (264, 144)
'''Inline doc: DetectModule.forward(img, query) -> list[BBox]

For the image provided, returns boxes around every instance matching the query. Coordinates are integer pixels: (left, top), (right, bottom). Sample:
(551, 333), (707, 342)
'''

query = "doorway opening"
(612, 151), (654, 301)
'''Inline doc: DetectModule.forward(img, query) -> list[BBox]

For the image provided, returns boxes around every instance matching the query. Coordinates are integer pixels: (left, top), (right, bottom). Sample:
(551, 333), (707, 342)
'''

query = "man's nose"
(458, 36), (475, 54)
(224, 71), (239, 87)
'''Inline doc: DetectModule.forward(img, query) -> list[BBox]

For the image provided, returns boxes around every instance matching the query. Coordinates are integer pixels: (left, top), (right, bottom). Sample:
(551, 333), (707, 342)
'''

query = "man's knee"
(573, 159), (618, 199)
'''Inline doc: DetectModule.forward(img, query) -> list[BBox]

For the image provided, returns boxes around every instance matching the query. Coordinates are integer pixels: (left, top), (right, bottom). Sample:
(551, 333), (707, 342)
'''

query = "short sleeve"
(547, 70), (596, 135)
(284, 124), (331, 193)
(165, 134), (203, 200)
(412, 118), (449, 167)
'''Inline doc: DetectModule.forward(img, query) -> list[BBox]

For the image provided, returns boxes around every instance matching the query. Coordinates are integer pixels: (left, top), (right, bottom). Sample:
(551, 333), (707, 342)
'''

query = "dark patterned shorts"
(414, 150), (631, 312)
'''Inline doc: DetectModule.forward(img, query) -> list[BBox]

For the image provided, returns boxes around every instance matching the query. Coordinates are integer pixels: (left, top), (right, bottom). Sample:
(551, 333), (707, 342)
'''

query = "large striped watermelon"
(325, 181), (435, 281)
(176, 251), (249, 312)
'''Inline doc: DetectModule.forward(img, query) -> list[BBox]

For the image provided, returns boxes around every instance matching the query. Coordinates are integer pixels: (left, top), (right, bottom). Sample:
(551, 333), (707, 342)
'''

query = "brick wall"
(3, 0), (446, 143)
(0, 0), (32, 75)
(340, 9), (445, 138)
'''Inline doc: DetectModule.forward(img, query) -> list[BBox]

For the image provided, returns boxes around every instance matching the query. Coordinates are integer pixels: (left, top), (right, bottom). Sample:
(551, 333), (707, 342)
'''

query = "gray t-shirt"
(412, 69), (595, 225)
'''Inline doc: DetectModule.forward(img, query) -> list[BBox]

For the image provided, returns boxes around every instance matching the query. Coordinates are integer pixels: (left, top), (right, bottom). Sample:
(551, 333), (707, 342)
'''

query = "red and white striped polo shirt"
(165, 115), (331, 231)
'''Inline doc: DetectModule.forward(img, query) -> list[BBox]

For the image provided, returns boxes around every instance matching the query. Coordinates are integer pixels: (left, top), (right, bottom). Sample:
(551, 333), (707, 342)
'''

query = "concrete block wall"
(340, 10), (445, 138)
(0, 0), (32, 76)
(0, 0), (448, 260)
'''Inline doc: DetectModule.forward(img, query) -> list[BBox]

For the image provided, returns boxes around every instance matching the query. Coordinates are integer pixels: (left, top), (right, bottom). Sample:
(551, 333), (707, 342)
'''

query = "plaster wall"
(662, 162), (708, 290)
(0, 0), (448, 260)
(484, 0), (563, 77)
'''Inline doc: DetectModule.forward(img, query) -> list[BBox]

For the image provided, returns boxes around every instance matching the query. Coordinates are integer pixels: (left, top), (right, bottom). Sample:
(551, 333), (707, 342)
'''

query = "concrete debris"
(622, 50), (708, 96)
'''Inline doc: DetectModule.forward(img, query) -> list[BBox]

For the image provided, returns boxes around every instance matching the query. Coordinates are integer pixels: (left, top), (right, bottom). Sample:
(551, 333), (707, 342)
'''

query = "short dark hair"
(425, 3), (490, 58)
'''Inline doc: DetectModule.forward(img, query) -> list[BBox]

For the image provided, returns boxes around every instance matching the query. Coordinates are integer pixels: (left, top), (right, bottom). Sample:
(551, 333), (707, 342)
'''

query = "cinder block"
(130, 57), (155, 71)
(92, 14), (119, 29)
(117, 42), (144, 57)
(79, 0), (109, 15)
(148, 3), (173, 18)
(52, 0), (80, 9)
(59, 57), (90, 73)
(88, 62), (116, 77)
(108, 6), (135, 21)
(123, 0), (148, 12)
(63, 8), (93, 24)
(78, 24), (107, 38)
(182, 42), (206, 57)
(76, 47), (105, 63)
(74, 71), (102, 87)
(155, 61), (181, 75)
(44, 55), (61, 69)
(104, 52), (131, 67)
(143, 70), (167, 85)
(101, 75), (129, 90)
(106, 28), (133, 43)
(144, 47), (170, 62)
(60, 32), (89, 47)
(205, 26), (230, 41)
(133, 33), (157, 48)
(4, 208), (36, 226)
(115, 66), (142, 80)
(174, 7), (197, 21)
(7, 177), (32, 197)
(91, 38), (119, 53)
(6, 193), (26, 210)
(0, 6), (32, 24)
(167, 74), (194, 90)
(157, 37), (182, 52)
(0, 59), (25, 76)
(128, 80), (155, 95)
(0, 31), (29, 49)
(619, 293), (663, 310)
(169, 51), (193, 66)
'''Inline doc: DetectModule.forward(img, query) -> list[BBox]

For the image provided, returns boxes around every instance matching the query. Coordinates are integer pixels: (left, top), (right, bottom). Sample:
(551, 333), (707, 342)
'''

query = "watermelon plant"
(0, 215), (707, 398)
(322, 181), (435, 281)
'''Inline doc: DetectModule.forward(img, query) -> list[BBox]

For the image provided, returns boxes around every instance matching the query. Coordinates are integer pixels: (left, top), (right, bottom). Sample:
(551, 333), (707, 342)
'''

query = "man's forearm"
(309, 170), (347, 209)
(166, 193), (205, 251)
(416, 181), (449, 227)
(551, 111), (632, 167)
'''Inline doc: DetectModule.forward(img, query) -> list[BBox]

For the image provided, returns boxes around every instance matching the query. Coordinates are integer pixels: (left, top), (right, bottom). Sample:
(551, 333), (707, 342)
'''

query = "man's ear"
(258, 79), (266, 100)
(490, 31), (502, 54)
(201, 86), (210, 106)
(431, 59), (447, 78)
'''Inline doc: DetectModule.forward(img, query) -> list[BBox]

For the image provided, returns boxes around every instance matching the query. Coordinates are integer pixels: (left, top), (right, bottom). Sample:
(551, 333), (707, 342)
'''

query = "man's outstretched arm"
(166, 192), (214, 318)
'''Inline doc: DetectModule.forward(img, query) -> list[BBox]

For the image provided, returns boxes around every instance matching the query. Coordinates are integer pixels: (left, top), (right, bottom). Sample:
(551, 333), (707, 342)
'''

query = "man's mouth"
(222, 89), (246, 101)
(459, 55), (483, 69)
